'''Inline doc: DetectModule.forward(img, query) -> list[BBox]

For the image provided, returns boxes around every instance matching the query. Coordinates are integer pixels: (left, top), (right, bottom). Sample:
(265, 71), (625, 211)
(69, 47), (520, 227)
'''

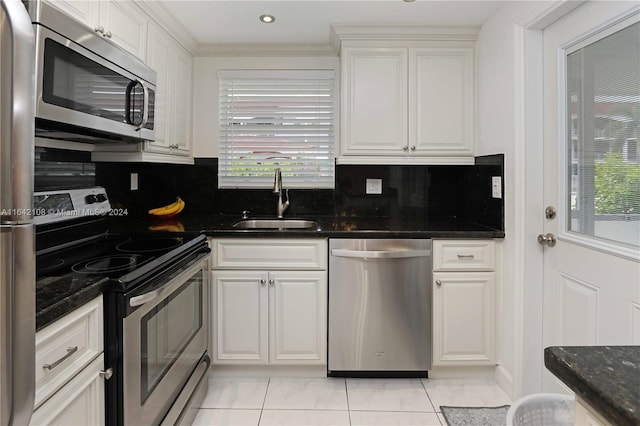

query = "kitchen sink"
(232, 219), (318, 229)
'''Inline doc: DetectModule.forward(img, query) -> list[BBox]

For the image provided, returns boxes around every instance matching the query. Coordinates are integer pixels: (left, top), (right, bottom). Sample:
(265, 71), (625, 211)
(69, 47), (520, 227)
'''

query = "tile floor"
(193, 377), (512, 425)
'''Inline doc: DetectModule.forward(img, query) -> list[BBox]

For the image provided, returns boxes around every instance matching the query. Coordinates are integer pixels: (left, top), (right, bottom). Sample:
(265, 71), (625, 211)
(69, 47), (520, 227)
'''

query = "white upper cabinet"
(97, 0), (147, 59)
(143, 23), (193, 158)
(336, 27), (477, 164)
(409, 48), (474, 157)
(45, 0), (147, 60)
(341, 48), (408, 156)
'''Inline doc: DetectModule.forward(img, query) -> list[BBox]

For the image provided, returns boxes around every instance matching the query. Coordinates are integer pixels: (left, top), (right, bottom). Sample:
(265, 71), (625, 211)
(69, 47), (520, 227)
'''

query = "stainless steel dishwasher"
(328, 239), (432, 376)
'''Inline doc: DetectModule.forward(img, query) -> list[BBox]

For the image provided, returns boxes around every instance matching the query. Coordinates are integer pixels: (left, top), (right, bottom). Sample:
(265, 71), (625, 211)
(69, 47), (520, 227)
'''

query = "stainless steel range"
(34, 187), (210, 425)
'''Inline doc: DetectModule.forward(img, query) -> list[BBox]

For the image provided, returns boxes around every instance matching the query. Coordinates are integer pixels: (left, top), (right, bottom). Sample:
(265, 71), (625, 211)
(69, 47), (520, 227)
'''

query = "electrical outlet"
(130, 173), (138, 191)
(366, 178), (383, 195)
(492, 176), (502, 199)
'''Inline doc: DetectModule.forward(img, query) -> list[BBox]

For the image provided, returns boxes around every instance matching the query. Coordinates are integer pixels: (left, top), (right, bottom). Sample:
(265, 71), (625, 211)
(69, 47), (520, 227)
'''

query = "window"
(218, 70), (335, 189)
(566, 20), (640, 248)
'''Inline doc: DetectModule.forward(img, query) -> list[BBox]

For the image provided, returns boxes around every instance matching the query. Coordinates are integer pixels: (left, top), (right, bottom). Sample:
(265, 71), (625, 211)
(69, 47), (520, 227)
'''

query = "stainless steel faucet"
(273, 168), (290, 218)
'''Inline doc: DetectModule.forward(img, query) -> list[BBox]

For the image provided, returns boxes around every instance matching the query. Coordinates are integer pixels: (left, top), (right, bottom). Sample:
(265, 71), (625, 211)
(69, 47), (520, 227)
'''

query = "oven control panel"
(34, 187), (111, 225)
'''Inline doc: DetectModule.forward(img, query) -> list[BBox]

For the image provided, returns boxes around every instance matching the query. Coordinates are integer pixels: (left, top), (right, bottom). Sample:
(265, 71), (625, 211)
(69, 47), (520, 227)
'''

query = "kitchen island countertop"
(544, 345), (640, 426)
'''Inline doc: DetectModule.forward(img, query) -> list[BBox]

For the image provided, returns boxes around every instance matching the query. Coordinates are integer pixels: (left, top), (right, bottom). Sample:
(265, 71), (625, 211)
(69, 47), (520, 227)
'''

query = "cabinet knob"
(402, 146), (409, 151)
(411, 146), (416, 151)
(260, 278), (266, 285)
(268, 279), (275, 286)
(436, 280), (442, 287)
(95, 26), (105, 34)
(100, 368), (113, 381)
(104, 30), (112, 38)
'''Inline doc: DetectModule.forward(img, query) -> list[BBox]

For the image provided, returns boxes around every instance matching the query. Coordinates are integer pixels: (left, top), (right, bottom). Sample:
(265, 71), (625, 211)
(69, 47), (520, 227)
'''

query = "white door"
(541, 3), (640, 392)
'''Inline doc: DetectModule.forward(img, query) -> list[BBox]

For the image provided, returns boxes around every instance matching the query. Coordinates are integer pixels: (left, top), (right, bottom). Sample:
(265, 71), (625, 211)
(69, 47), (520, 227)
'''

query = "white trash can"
(506, 393), (574, 426)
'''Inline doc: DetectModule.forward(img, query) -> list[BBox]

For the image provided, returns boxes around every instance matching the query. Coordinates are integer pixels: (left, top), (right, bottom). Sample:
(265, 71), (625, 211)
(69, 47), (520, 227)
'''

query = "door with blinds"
(541, 4), (640, 392)
(217, 70), (336, 189)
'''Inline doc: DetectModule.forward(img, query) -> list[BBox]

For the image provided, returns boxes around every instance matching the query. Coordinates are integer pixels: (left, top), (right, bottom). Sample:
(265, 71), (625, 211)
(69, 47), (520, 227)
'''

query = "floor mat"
(441, 405), (510, 426)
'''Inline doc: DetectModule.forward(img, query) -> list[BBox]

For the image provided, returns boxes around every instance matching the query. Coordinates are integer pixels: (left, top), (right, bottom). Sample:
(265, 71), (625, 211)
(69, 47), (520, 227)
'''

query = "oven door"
(34, 24), (155, 143)
(122, 255), (208, 425)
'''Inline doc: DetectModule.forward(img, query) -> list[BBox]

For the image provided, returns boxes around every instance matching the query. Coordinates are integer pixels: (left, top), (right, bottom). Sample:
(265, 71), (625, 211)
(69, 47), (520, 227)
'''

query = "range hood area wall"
(93, 154), (504, 231)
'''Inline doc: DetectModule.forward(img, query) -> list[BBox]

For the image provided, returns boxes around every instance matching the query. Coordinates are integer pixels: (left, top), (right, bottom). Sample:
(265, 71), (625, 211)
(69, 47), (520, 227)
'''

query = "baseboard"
(209, 364), (327, 378)
(494, 365), (515, 399)
(428, 366), (496, 379)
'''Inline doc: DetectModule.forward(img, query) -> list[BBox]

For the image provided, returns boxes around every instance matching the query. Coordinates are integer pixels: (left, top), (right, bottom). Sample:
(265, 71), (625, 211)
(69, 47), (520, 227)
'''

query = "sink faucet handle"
(284, 189), (290, 208)
(242, 210), (250, 219)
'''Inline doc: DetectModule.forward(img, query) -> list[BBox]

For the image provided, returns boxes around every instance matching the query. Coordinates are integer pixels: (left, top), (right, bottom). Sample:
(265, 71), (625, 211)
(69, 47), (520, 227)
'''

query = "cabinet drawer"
(212, 239), (327, 270)
(31, 354), (105, 426)
(433, 240), (495, 271)
(35, 296), (103, 409)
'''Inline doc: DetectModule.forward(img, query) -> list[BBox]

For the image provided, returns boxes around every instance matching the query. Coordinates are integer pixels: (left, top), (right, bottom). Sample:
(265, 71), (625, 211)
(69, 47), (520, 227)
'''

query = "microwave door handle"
(125, 79), (149, 130)
(135, 80), (149, 131)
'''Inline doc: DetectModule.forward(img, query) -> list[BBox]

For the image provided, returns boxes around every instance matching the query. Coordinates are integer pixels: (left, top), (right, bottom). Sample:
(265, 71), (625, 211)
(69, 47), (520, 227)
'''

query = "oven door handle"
(129, 290), (159, 307)
(128, 253), (208, 308)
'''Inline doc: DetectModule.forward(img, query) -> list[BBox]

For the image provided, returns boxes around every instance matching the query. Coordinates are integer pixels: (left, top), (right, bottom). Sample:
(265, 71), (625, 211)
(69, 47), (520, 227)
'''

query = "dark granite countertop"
(36, 214), (502, 329)
(36, 275), (106, 331)
(544, 346), (640, 426)
(108, 214), (505, 239)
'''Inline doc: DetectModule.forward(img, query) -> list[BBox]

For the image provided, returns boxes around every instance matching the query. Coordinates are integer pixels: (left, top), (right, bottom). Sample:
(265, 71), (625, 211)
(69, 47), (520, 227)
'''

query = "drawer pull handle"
(436, 280), (442, 287)
(100, 368), (114, 380)
(43, 346), (78, 371)
(457, 254), (475, 260)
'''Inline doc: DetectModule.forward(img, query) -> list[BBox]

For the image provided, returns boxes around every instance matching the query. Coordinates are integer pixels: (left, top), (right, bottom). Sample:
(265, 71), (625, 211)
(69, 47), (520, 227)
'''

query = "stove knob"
(96, 193), (107, 202)
(85, 194), (98, 204)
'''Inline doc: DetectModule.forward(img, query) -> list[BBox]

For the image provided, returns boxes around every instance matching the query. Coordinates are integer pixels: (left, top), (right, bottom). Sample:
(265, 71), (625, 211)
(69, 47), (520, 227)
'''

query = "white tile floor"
(193, 377), (511, 426)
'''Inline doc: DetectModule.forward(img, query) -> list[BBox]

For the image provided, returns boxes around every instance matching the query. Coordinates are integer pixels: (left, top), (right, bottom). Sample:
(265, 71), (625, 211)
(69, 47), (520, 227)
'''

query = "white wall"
(475, 0), (568, 398)
(192, 56), (339, 158)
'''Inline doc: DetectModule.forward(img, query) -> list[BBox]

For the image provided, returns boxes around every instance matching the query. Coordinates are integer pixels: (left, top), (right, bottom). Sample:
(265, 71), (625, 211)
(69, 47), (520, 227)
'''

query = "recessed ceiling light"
(259, 14), (275, 24)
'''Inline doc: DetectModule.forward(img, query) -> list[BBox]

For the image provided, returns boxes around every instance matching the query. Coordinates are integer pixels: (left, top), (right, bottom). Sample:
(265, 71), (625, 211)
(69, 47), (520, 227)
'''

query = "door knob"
(537, 233), (557, 247)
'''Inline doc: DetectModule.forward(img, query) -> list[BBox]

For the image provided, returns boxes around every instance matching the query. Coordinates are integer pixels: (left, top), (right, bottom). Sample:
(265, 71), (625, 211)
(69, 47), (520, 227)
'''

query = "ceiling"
(158, 0), (505, 48)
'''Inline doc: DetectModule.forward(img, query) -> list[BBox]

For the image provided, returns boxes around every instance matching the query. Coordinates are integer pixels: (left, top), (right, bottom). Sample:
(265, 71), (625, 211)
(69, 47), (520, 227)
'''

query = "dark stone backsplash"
(94, 155), (504, 231)
(35, 148), (504, 232)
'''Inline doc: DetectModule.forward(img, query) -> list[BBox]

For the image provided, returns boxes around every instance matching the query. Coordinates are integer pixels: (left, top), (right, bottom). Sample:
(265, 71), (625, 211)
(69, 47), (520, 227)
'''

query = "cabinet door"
(145, 24), (172, 151)
(432, 272), (495, 365)
(30, 354), (105, 426)
(171, 46), (193, 155)
(98, 0), (147, 59)
(269, 271), (327, 364)
(44, 0), (99, 28)
(212, 271), (268, 364)
(409, 48), (474, 156)
(341, 48), (408, 156)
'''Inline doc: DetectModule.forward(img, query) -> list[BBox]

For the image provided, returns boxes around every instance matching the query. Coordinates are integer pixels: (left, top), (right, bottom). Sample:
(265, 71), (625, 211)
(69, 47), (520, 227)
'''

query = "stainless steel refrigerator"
(0, 0), (36, 424)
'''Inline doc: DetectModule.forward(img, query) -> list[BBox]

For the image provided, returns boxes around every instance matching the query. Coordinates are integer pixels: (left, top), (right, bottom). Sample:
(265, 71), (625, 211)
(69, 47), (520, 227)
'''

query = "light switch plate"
(366, 178), (383, 195)
(130, 173), (138, 191)
(492, 176), (502, 198)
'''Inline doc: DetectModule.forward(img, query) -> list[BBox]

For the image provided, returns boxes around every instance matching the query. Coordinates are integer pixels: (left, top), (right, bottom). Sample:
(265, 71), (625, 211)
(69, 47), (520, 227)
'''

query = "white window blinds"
(218, 70), (335, 189)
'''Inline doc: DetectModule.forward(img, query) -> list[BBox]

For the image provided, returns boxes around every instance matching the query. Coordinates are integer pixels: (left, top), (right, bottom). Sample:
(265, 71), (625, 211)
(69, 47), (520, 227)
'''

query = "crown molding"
(194, 43), (339, 57)
(331, 24), (480, 53)
(138, 1), (198, 53)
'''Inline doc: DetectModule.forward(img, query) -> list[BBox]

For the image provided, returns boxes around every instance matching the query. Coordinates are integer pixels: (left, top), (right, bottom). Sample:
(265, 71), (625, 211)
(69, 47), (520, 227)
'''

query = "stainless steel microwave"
(27, 1), (156, 144)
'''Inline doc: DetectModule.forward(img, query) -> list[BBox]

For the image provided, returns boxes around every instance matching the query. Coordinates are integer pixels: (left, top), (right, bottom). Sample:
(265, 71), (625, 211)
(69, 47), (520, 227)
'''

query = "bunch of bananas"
(148, 197), (185, 218)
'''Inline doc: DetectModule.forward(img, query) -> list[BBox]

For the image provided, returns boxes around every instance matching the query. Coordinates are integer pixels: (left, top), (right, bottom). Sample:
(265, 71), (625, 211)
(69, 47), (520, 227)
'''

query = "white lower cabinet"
(30, 355), (105, 426)
(212, 270), (327, 365)
(32, 296), (105, 425)
(432, 272), (495, 365)
(432, 240), (496, 366)
(210, 238), (327, 366)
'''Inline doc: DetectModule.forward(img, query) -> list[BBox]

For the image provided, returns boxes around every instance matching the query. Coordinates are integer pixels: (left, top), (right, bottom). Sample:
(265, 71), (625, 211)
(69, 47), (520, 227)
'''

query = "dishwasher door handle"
(331, 248), (431, 259)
